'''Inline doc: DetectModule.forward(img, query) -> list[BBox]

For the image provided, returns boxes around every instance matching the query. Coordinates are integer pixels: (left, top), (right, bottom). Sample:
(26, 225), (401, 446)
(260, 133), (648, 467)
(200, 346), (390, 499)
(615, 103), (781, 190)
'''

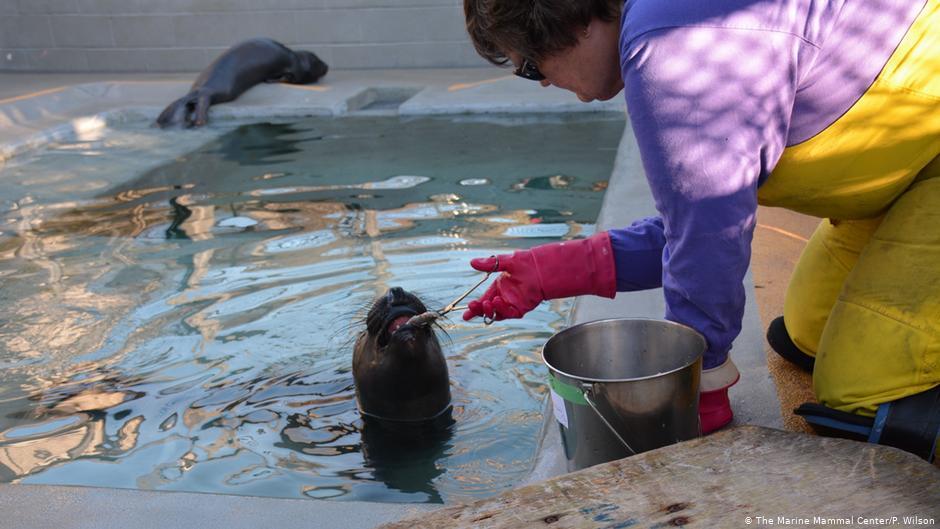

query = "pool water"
(0, 114), (624, 502)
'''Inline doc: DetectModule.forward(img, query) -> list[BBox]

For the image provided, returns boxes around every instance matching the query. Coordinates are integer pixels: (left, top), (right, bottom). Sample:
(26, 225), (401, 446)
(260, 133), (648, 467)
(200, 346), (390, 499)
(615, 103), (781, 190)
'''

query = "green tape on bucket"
(548, 372), (588, 405)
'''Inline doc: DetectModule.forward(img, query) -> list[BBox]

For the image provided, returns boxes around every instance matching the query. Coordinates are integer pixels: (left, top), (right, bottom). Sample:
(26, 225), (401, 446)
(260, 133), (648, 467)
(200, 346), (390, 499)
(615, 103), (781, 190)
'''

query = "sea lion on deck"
(352, 287), (451, 422)
(156, 38), (328, 128)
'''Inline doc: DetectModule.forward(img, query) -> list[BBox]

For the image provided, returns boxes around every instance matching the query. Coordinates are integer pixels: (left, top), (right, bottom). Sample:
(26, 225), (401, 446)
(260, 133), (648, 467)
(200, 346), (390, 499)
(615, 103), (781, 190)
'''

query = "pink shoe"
(700, 386), (733, 434)
(699, 358), (740, 435)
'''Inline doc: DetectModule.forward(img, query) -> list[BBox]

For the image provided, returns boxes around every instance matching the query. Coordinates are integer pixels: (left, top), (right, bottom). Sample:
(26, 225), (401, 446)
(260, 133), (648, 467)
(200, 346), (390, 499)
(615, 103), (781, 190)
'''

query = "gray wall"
(0, 0), (488, 72)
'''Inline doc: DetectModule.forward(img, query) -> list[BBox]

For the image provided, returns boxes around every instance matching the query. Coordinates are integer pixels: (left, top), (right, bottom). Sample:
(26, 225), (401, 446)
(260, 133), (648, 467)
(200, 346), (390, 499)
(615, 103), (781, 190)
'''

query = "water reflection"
(166, 197), (194, 239)
(0, 371), (144, 480)
(358, 413), (455, 503)
(0, 114), (624, 502)
(511, 174), (574, 190)
(205, 122), (319, 166)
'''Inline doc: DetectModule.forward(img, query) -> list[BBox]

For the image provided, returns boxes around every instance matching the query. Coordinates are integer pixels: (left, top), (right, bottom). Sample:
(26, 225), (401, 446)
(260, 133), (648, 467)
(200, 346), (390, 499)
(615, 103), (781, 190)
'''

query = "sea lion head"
(365, 287), (429, 351)
(352, 287), (451, 422)
(291, 51), (329, 84)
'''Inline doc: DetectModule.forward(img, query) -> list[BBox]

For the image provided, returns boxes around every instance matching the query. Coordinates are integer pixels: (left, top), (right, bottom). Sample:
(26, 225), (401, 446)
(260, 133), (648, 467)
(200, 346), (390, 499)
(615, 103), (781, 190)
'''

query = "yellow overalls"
(757, 0), (940, 416)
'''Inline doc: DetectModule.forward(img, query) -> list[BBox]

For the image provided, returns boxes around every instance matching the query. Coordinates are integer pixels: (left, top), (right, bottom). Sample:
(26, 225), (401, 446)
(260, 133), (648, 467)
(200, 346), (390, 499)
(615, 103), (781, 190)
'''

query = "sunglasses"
(514, 58), (545, 81)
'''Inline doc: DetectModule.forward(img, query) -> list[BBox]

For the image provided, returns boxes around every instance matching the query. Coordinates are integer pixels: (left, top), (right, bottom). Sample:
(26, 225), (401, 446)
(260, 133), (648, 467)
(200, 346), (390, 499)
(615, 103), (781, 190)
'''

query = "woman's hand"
(462, 232), (617, 322)
(462, 251), (543, 321)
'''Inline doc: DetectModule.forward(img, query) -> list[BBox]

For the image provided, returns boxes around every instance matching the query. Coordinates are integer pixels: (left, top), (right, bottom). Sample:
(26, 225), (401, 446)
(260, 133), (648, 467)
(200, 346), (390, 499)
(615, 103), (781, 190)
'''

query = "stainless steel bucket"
(542, 318), (706, 471)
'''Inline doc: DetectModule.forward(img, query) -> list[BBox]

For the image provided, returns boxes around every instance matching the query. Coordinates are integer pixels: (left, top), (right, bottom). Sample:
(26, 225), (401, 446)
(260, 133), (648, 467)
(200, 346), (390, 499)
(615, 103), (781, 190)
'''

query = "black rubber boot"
(795, 402), (873, 442)
(766, 316), (815, 373)
(875, 385), (940, 462)
(796, 384), (940, 462)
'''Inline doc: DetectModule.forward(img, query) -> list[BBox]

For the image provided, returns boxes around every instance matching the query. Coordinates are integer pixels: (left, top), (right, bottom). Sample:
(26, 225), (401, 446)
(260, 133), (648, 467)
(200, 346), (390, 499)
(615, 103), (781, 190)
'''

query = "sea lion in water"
(156, 38), (329, 128)
(353, 287), (451, 422)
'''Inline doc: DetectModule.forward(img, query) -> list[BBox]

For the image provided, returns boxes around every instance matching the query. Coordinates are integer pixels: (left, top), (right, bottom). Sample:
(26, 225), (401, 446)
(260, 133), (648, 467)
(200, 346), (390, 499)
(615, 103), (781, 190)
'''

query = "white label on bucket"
(550, 389), (569, 429)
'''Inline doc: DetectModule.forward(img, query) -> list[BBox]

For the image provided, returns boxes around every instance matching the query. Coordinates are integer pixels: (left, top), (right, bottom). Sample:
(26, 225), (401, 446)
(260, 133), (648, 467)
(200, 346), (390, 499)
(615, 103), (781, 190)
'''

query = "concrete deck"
(1, 68), (783, 528)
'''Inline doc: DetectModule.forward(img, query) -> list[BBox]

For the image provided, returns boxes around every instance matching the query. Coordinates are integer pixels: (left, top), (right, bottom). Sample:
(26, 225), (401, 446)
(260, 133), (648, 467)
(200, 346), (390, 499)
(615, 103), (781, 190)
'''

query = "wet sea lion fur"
(352, 287), (451, 422)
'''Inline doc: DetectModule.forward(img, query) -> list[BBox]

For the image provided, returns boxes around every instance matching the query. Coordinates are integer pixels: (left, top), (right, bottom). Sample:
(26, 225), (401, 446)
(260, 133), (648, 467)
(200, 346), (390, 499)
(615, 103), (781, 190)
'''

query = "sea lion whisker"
(328, 311), (370, 348)
(334, 332), (359, 352)
(433, 322), (454, 346)
(332, 300), (372, 333)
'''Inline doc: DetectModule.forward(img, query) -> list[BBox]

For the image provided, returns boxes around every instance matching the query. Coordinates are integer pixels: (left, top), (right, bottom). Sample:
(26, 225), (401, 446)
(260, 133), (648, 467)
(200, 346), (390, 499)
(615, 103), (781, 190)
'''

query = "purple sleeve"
(616, 26), (799, 368)
(609, 217), (666, 291)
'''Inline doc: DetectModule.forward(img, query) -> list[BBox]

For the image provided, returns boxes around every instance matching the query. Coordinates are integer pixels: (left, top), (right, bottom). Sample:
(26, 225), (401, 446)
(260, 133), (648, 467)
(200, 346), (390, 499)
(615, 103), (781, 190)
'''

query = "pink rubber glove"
(462, 232), (617, 322)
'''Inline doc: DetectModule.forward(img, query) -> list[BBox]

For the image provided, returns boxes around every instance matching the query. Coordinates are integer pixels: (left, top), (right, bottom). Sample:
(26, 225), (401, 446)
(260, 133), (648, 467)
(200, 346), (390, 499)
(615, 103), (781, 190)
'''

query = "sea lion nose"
(387, 286), (406, 304)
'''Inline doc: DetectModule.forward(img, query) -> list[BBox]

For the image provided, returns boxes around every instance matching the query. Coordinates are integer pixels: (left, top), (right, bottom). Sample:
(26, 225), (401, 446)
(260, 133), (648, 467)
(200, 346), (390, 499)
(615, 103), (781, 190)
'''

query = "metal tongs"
(406, 257), (499, 327)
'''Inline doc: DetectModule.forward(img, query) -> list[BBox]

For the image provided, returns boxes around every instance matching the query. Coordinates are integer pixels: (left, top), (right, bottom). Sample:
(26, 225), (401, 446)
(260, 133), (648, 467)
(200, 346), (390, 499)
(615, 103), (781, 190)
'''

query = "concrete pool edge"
(0, 482), (440, 529)
(0, 69), (781, 528)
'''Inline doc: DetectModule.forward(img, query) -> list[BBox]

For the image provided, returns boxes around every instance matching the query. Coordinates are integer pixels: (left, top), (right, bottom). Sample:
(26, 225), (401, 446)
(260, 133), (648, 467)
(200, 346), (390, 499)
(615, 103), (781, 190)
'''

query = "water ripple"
(0, 114), (624, 502)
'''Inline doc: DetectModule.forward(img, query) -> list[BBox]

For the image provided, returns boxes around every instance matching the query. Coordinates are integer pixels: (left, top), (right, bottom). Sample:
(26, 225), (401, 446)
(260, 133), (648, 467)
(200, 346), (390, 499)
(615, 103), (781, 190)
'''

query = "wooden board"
(381, 426), (940, 528)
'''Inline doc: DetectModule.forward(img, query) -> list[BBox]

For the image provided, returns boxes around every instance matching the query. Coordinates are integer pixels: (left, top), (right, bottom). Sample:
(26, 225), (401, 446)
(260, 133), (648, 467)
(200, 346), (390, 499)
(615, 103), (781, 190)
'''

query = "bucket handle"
(581, 384), (637, 456)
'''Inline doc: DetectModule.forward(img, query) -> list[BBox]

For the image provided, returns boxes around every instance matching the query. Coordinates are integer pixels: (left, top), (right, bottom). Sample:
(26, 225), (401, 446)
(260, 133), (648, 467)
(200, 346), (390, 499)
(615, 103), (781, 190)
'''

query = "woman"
(462, 0), (940, 457)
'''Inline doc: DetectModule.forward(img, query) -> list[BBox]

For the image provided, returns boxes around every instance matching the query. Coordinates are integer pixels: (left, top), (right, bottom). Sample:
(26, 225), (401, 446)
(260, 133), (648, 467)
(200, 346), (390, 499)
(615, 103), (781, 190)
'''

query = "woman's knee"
(783, 218), (879, 355)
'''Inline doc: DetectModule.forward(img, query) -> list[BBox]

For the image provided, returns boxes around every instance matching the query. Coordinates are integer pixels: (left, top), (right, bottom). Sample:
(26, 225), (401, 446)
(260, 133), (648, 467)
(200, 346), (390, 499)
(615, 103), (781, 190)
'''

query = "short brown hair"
(465, 0), (621, 66)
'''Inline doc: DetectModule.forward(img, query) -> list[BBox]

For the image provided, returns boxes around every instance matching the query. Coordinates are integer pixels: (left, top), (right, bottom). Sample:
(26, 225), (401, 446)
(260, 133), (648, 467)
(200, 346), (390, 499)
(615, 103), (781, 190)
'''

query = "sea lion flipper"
(192, 94), (212, 128)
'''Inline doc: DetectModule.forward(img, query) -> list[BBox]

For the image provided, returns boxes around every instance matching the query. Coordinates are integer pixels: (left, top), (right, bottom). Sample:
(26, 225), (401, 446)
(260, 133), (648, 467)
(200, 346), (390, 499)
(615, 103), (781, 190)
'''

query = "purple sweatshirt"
(612, 0), (925, 369)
